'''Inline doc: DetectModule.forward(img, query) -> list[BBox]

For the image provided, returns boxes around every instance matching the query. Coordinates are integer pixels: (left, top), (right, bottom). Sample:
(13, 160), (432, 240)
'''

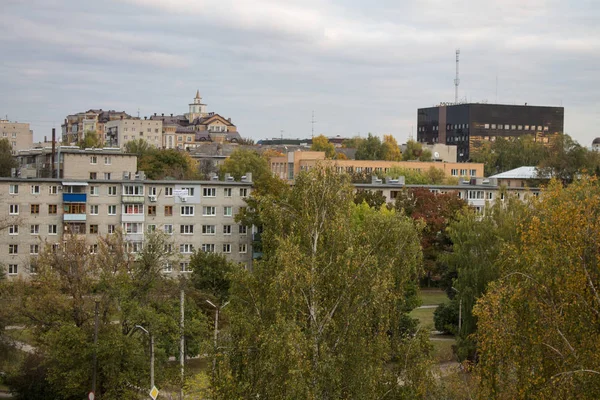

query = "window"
(9, 244), (18, 254)
(31, 185), (40, 194)
(222, 244), (231, 253)
(223, 225), (232, 235)
(108, 205), (117, 215)
(180, 224), (194, 234)
(9, 184), (18, 194)
(239, 225), (247, 235)
(224, 206), (233, 217)
(202, 206), (216, 216)
(163, 224), (173, 234)
(108, 224), (116, 234)
(202, 225), (216, 234)
(8, 225), (18, 235)
(148, 206), (156, 216)
(30, 204), (40, 214)
(148, 187), (157, 196)
(470, 169), (477, 176)
(90, 244), (98, 254)
(240, 188), (248, 197)
(123, 204), (144, 215)
(104, 156), (111, 165)
(127, 242), (143, 253)
(181, 187), (195, 196)
(123, 185), (144, 195)
(518, 125), (523, 130)
(165, 187), (173, 196)
(9, 204), (18, 215)
(90, 186), (99, 195)
(451, 169), (458, 177)
(239, 244), (247, 253)
(180, 262), (191, 273)
(8, 264), (17, 275)
(64, 203), (86, 214)
(511, 125), (516, 130)
(525, 125), (530, 130)
(49, 185), (58, 194)
(164, 244), (173, 253)
(486, 192), (493, 200)
(164, 206), (173, 216)
(181, 206), (195, 216)
(484, 124), (490, 129)
(224, 188), (232, 197)
(30, 224), (39, 234)
(48, 204), (58, 214)
(104, 173), (111, 180)
(90, 172), (97, 180)
(537, 126), (542, 131)
(180, 244), (194, 254)
(108, 186), (117, 196)
(30, 244), (39, 255)
(90, 205), (99, 215)
(468, 190), (485, 200)
(203, 187), (216, 197)
(460, 169), (467, 176)
(147, 224), (156, 233)
(201, 244), (215, 253)
(164, 263), (173, 273)
(491, 124), (496, 129)
(90, 156), (97, 164)
(124, 222), (143, 234)
(90, 224), (99, 234)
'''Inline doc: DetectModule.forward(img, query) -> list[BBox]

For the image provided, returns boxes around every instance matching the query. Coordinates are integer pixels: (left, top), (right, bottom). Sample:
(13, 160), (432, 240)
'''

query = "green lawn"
(432, 339), (456, 363)
(409, 307), (435, 330)
(420, 289), (449, 306)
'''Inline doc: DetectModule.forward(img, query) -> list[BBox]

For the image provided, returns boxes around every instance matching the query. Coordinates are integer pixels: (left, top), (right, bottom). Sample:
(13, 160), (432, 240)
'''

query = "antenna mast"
(310, 111), (316, 138)
(454, 49), (460, 103)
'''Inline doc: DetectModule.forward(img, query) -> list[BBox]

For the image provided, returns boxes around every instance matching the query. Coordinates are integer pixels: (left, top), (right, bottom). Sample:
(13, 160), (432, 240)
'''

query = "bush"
(433, 300), (459, 334)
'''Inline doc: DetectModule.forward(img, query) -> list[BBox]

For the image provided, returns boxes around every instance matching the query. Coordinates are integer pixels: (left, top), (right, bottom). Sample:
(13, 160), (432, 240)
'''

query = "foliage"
(219, 148), (285, 196)
(190, 250), (235, 304)
(78, 130), (103, 149)
(403, 139), (432, 161)
(0, 138), (18, 177)
(355, 133), (384, 160)
(381, 134), (402, 161)
(353, 189), (387, 209)
(433, 300), (459, 334)
(124, 138), (152, 159)
(216, 165), (433, 398)
(310, 134), (336, 158)
(334, 151), (348, 160)
(341, 136), (364, 149)
(237, 137), (255, 146)
(384, 166), (448, 185)
(139, 148), (200, 180)
(474, 177), (600, 398)
(261, 148), (284, 158)
(538, 133), (599, 184)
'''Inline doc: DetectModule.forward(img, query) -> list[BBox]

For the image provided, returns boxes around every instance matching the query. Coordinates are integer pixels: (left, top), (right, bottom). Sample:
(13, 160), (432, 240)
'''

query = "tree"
(355, 133), (384, 160)
(538, 133), (591, 184)
(78, 130), (103, 149)
(341, 136), (364, 149)
(219, 148), (285, 195)
(190, 250), (235, 304)
(124, 138), (152, 159)
(310, 134), (335, 159)
(381, 134), (402, 161)
(139, 148), (199, 180)
(353, 189), (387, 209)
(216, 165), (433, 398)
(474, 177), (600, 398)
(0, 138), (17, 177)
(402, 139), (432, 161)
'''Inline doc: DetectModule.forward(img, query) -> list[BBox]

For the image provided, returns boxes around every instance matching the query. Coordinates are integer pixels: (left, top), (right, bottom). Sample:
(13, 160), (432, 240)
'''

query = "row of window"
(483, 124), (549, 131)
(450, 169), (478, 177)
(8, 204), (238, 217)
(8, 223), (248, 236)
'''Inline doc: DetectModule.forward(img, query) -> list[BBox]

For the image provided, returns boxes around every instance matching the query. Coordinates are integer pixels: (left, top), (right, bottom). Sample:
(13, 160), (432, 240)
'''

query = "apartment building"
(62, 109), (132, 144)
(0, 174), (254, 280)
(105, 118), (163, 149)
(0, 119), (34, 154)
(270, 151), (485, 181)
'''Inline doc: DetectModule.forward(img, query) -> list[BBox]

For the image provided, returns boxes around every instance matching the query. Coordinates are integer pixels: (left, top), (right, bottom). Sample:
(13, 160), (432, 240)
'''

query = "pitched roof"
(489, 166), (539, 179)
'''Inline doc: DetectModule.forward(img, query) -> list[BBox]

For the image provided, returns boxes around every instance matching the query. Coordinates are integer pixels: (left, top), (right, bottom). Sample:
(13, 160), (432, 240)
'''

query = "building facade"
(0, 175), (254, 280)
(61, 110), (133, 144)
(105, 119), (163, 149)
(417, 103), (565, 162)
(0, 119), (34, 154)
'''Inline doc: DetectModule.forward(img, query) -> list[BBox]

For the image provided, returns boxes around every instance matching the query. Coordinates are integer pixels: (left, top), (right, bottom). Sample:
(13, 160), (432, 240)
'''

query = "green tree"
(216, 166), (433, 399)
(474, 177), (600, 399)
(402, 139), (432, 161)
(355, 133), (384, 160)
(353, 189), (387, 209)
(219, 148), (286, 195)
(341, 136), (364, 149)
(124, 138), (152, 159)
(0, 138), (18, 177)
(139, 148), (199, 180)
(78, 130), (103, 149)
(190, 250), (235, 304)
(310, 134), (335, 158)
(538, 133), (591, 184)
(381, 134), (402, 161)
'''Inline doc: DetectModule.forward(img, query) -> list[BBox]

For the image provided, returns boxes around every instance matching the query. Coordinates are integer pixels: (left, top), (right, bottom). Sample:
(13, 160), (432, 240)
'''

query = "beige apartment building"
(0, 174), (254, 280)
(16, 147), (137, 179)
(0, 119), (34, 154)
(62, 109), (132, 144)
(270, 151), (485, 181)
(105, 119), (163, 149)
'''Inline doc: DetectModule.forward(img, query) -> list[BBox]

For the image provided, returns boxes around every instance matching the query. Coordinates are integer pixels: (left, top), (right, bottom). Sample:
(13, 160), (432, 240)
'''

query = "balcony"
(122, 195), (144, 204)
(121, 214), (145, 222)
(64, 214), (87, 222)
(63, 193), (87, 203)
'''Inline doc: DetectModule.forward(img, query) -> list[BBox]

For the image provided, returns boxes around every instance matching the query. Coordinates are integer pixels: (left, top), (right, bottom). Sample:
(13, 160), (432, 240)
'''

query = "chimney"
(51, 128), (56, 178)
(144, 116), (147, 120)
(170, 113), (173, 117)
(161, 113), (164, 117)
(154, 113), (157, 116)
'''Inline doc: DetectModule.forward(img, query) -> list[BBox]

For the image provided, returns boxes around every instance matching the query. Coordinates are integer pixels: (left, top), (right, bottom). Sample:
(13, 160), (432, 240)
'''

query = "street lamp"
(206, 300), (230, 378)
(134, 325), (155, 390)
(451, 287), (462, 333)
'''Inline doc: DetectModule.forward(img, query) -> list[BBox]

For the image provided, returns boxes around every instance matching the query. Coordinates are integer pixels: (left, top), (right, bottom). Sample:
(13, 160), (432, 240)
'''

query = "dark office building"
(417, 103), (564, 162)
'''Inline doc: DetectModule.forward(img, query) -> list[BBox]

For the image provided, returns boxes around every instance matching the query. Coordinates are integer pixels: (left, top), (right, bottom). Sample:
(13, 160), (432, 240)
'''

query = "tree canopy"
(0, 138), (17, 177)
(78, 130), (103, 149)
(381, 134), (402, 161)
(310, 134), (335, 158)
(355, 133), (384, 160)
(402, 139), (432, 161)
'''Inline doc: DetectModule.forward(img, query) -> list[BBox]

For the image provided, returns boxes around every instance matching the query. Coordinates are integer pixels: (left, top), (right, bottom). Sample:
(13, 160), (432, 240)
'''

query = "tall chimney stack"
(51, 128), (56, 178)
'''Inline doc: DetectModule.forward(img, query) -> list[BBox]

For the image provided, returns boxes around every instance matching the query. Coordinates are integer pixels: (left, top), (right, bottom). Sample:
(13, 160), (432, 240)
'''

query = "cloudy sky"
(1, 0), (599, 145)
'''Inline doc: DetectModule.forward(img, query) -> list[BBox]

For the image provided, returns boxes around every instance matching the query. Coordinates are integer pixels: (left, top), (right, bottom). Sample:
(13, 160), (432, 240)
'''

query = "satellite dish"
(434, 152), (440, 159)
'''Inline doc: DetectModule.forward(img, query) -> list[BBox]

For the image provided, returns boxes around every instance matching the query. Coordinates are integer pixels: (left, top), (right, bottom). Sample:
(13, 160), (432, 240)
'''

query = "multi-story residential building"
(269, 151), (485, 181)
(105, 118), (163, 149)
(16, 147), (137, 179)
(61, 110), (132, 144)
(417, 103), (564, 162)
(0, 174), (254, 280)
(0, 119), (34, 154)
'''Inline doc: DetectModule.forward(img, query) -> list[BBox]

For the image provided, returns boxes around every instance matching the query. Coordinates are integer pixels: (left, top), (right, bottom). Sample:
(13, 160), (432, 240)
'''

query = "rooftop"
(489, 166), (539, 180)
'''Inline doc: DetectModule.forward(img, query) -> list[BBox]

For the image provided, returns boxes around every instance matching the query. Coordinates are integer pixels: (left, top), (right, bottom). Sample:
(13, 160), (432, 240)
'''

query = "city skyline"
(1, 0), (599, 145)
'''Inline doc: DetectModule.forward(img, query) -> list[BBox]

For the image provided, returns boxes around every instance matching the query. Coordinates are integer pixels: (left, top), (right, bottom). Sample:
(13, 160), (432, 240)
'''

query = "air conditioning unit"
(180, 197), (187, 202)
(148, 195), (157, 202)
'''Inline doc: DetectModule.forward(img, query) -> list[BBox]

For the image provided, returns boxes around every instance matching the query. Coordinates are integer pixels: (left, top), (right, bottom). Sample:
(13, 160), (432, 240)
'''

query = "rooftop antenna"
(310, 111), (316, 138)
(454, 49), (460, 104)
(137, 108), (140, 118)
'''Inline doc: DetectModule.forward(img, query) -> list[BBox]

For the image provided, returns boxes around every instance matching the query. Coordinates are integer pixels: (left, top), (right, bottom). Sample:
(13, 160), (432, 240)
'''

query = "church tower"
(188, 90), (208, 123)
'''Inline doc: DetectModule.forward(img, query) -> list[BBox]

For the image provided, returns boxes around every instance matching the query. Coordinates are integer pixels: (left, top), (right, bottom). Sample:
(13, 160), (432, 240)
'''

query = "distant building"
(61, 110), (132, 144)
(0, 119), (34, 154)
(105, 119), (163, 149)
(489, 166), (548, 188)
(417, 103), (564, 162)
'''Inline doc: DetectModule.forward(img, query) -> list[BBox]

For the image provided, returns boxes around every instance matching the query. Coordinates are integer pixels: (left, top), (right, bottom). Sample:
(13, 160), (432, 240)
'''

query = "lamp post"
(206, 300), (229, 378)
(134, 325), (154, 390)
(451, 287), (462, 333)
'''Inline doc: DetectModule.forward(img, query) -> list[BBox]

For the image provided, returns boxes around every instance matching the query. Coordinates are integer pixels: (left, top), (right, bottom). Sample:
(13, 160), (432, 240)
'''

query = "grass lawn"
(432, 339), (456, 363)
(420, 289), (449, 306)
(409, 307), (435, 330)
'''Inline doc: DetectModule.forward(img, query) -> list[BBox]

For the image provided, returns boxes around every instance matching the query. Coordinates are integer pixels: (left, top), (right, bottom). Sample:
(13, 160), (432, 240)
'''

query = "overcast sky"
(1, 0), (599, 145)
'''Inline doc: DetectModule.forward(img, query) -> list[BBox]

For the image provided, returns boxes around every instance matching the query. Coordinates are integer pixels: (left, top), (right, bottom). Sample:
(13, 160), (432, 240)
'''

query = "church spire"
(195, 89), (200, 99)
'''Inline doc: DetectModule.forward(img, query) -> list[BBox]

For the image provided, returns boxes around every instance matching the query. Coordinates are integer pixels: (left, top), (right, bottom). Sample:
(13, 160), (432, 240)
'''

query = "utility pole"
(206, 300), (229, 382)
(310, 111), (316, 138)
(454, 49), (460, 104)
(180, 288), (185, 400)
(92, 300), (99, 395)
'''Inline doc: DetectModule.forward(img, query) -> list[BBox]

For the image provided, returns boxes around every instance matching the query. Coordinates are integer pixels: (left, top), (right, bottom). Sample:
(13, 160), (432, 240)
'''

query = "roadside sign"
(149, 386), (159, 400)
(88, 392), (95, 400)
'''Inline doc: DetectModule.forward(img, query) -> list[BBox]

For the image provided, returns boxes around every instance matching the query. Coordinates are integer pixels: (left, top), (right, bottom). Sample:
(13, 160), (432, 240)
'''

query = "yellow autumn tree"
(474, 177), (600, 399)
(381, 134), (402, 161)
(310, 134), (336, 159)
